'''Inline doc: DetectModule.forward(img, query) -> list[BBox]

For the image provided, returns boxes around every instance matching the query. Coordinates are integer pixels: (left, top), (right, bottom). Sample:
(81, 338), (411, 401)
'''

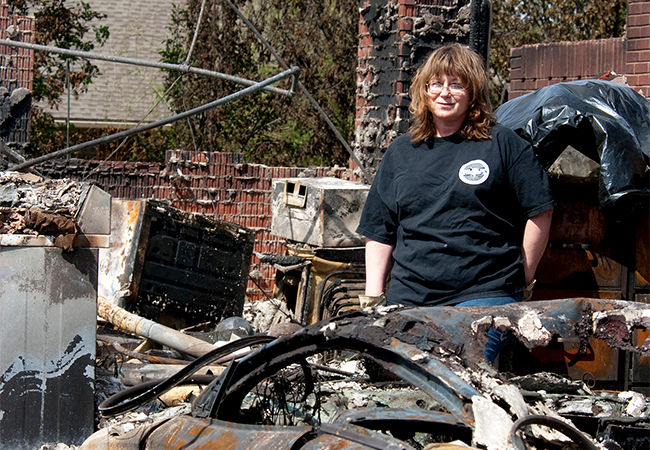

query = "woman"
(356, 44), (554, 363)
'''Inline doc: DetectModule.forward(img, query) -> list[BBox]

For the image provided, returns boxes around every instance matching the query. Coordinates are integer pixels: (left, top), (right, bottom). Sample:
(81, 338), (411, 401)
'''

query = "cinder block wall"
(509, 0), (650, 98)
(39, 153), (357, 301)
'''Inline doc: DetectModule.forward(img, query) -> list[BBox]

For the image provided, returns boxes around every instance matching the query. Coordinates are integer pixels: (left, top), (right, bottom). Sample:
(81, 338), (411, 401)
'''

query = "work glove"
(522, 279), (537, 302)
(358, 293), (387, 308)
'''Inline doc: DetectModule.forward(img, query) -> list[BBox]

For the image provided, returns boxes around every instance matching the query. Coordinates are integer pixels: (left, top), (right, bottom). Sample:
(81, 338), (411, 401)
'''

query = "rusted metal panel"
(143, 415), (414, 450)
(529, 337), (620, 381)
(0, 247), (97, 449)
(144, 415), (311, 450)
(98, 199), (146, 306)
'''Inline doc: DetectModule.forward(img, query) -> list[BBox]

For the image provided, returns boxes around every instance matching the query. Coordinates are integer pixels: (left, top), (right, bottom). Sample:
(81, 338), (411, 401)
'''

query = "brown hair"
(408, 43), (495, 143)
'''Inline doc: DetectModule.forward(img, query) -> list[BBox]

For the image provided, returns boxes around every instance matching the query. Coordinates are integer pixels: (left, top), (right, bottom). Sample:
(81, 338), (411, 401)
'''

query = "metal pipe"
(185, 0), (208, 64)
(0, 140), (43, 177)
(97, 296), (223, 358)
(0, 38), (295, 98)
(66, 60), (70, 149)
(9, 66), (300, 171)
(221, 0), (373, 184)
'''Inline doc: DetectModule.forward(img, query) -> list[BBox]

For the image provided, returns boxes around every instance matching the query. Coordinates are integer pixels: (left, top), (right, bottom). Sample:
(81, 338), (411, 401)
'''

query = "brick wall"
(39, 152), (357, 301)
(0, 5), (34, 91)
(509, 0), (650, 98)
(626, 0), (650, 93)
(355, 0), (488, 171)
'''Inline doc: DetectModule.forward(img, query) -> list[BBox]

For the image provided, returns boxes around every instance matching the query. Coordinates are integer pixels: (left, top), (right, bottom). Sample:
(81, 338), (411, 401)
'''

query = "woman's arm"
(365, 239), (395, 296)
(521, 208), (553, 284)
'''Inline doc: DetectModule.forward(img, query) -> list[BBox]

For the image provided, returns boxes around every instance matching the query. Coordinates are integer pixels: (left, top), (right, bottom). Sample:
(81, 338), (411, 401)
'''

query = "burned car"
(81, 298), (649, 450)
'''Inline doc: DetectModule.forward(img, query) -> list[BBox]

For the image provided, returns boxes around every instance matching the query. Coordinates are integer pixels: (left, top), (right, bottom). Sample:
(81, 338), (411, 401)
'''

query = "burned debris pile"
(0, 172), (84, 248)
(80, 299), (650, 450)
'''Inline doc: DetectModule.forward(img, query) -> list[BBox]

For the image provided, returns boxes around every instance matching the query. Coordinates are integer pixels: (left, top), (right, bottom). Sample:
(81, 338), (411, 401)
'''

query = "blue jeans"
(456, 294), (522, 364)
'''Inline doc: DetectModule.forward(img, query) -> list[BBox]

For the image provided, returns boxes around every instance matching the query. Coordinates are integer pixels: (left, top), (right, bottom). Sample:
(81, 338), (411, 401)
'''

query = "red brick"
(640, 49), (650, 62)
(628, 25), (650, 39)
(627, 50), (642, 63)
(398, 5), (415, 16)
(628, 0), (650, 15)
(629, 13), (650, 27)
(360, 35), (373, 46)
(628, 2), (641, 15)
(629, 38), (650, 51)
(637, 74), (650, 85)
(397, 18), (412, 31)
(524, 79), (537, 91)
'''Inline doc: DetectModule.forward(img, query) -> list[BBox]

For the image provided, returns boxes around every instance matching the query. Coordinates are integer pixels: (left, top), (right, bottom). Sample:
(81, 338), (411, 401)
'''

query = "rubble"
(0, 172), (84, 212)
(76, 300), (650, 450)
(0, 172), (84, 245)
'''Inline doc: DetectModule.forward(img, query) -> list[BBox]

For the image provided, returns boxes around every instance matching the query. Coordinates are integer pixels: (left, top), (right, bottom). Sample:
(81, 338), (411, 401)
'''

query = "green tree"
(8, 0), (109, 107)
(7, 0), (110, 159)
(160, 0), (358, 167)
(490, 0), (627, 104)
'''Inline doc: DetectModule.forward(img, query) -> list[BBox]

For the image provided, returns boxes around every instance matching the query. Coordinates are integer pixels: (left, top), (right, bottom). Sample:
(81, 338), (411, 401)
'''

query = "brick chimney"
(354, 0), (491, 172)
(625, 0), (650, 95)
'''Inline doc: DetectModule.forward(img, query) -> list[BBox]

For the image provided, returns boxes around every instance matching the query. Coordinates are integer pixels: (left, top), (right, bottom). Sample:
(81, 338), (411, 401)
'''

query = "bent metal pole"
(0, 38), (295, 98)
(9, 66), (300, 172)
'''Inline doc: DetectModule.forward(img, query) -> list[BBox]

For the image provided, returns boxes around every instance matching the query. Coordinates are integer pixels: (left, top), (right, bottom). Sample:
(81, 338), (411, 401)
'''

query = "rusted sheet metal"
(98, 199), (145, 306)
(529, 336), (620, 382)
(140, 415), (407, 450)
(140, 416), (415, 450)
(145, 415), (312, 449)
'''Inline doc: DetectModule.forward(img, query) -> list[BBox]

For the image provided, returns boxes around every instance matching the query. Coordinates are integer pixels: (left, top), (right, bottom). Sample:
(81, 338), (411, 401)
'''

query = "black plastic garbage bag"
(496, 80), (650, 209)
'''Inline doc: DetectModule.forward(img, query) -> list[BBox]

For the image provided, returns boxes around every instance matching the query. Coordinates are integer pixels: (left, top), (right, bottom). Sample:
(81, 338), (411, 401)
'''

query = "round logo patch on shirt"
(459, 159), (490, 185)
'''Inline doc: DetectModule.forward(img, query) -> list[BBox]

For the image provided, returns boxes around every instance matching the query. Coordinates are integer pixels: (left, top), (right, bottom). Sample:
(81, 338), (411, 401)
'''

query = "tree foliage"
(160, 0), (358, 167)
(7, 0), (110, 161)
(7, 0), (109, 107)
(490, 0), (627, 103)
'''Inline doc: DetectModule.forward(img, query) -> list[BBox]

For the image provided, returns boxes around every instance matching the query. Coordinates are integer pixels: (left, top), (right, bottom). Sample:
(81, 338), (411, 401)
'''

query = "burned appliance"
(271, 177), (369, 248)
(270, 177), (369, 325)
(99, 199), (255, 329)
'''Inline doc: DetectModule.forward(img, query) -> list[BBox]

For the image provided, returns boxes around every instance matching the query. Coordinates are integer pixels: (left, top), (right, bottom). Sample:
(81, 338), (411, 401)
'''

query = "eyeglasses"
(425, 81), (466, 96)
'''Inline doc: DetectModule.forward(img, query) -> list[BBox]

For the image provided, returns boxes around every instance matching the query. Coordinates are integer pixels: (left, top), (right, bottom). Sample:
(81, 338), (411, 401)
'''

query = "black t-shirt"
(357, 123), (555, 307)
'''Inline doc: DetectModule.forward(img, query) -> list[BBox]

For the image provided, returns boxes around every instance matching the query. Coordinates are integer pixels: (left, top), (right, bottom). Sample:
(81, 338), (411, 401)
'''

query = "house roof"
(44, 0), (179, 127)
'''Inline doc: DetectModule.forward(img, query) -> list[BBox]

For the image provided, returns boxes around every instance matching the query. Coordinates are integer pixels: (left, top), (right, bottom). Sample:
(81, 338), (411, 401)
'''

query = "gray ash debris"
(0, 172), (85, 235)
(0, 172), (85, 212)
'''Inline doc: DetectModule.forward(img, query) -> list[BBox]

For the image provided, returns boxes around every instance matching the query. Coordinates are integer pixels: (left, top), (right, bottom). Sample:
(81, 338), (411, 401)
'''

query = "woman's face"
(425, 72), (471, 136)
